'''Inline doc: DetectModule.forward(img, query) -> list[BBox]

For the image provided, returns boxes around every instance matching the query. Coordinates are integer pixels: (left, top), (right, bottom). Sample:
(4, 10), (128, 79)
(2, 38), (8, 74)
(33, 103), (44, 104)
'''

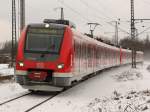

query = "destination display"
(28, 27), (64, 35)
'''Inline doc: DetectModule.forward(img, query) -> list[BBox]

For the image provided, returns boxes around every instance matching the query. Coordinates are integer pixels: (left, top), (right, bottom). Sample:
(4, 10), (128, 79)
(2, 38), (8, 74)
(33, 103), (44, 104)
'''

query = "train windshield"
(25, 26), (65, 54)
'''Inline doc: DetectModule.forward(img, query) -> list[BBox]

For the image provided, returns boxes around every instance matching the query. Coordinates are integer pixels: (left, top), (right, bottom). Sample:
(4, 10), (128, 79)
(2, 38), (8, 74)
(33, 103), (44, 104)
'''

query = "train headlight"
(45, 24), (50, 28)
(57, 64), (64, 69)
(19, 62), (24, 67)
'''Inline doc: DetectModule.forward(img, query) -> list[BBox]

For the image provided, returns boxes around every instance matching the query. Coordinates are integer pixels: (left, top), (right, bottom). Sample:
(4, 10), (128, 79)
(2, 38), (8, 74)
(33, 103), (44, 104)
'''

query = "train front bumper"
(15, 70), (73, 91)
(22, 85), (63, 92)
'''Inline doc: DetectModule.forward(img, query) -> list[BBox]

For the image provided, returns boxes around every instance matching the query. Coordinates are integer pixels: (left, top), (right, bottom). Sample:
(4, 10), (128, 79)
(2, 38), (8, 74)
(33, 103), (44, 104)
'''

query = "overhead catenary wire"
(58, 0), (130, 36)
(59, 0), (110, 33)
(59, 0), (112, 27)
(80, 0), (130, 34)
(79, 0), (130, 35)
(141, 0), (150, 5)
(79, 0), (115, 21)
(95, 0), (119, 19)
(58, 0), (91, 22)
(92, 0), (131, 33)
(107, 22), (130, 35)
(136, 26), (150, 37)
(128, 0), (150, 37)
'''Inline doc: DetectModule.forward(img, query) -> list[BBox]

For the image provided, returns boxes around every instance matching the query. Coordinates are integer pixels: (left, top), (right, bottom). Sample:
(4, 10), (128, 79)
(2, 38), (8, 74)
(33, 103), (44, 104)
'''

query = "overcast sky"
(0, 0), (150, 42)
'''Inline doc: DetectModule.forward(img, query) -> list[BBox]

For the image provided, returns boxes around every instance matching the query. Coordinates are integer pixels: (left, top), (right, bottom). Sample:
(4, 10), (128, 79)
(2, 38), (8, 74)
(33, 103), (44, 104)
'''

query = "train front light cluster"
(57, 63), (64, 69)
(18, 62), (24, 67)
(45, 24), (50, 28)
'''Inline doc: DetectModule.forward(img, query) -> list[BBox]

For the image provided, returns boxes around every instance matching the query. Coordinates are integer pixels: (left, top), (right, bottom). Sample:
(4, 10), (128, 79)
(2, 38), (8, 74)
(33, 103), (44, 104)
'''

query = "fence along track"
(0, 75), (13, 81)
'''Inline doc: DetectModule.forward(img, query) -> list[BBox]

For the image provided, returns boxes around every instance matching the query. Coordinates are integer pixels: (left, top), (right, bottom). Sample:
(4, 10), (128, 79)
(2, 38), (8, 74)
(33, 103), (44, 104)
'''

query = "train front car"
(15, 23), (73, 91)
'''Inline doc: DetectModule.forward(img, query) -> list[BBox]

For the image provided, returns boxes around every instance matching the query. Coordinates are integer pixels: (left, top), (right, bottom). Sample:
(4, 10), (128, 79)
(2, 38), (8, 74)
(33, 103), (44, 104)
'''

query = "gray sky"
(0, 0), (150, 42)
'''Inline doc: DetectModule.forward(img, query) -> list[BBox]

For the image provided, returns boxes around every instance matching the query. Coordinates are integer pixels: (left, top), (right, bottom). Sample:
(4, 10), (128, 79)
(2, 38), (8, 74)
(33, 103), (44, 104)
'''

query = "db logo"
(36, 63), (44, 68)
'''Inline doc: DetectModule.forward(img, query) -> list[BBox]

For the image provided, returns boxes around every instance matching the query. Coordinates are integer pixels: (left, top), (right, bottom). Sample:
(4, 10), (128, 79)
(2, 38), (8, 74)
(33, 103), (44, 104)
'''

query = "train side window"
(78, 42), (80, 59)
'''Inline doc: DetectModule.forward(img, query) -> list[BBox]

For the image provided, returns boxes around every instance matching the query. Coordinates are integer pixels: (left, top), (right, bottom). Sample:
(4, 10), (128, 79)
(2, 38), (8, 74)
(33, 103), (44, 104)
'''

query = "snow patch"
(0, 82), (27, 104)
(0, 62), (149, 112)
(112, 69), (143, 82)
(147, 65), (150, 72)
(81, 90), (150, 112)
(0, 64), (9, 69)
(0, 64), (14, 76)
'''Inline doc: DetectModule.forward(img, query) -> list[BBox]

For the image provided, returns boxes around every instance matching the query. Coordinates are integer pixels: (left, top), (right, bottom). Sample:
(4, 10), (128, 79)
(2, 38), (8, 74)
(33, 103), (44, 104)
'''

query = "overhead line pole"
(134, 19), (150, 37)
(131, 0), (136, 68)
(110, 21), (119, 46)
(115, 21), (119, 46)
(11, 0), (17, 66)
(20, 0), (25, 32)
(60, 7), (64, 20)
(130, 1), (150, 68)
(11, 0), (25, 66)
(130, 0), (150, 68)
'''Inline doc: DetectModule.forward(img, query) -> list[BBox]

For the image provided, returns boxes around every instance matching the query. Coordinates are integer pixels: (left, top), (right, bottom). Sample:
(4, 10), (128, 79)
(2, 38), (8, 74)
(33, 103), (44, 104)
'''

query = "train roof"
(72, 29), (144, 54)
(72, 29), (121, 51)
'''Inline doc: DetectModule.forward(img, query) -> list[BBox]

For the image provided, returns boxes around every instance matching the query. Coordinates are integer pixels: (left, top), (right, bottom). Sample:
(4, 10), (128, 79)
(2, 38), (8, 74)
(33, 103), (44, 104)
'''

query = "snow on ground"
(0, 64), (14, 76)
(30, 62), (150, 112)
(79, 89), (150, 112)
(0, 81), (28, 104)
(112, 68), (143, 82)
(147, 65), (150, 72)
(0, 62), (150, 112)
(0, 64), (27, 104)
(0, 90), (54, 112)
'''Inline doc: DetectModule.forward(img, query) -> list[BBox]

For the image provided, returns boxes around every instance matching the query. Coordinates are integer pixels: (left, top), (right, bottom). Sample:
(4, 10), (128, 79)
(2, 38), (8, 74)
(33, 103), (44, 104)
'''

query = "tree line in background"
(0, 41), (12, 54)
(0, 35), (149, 55)
(119, 35), (150, 53)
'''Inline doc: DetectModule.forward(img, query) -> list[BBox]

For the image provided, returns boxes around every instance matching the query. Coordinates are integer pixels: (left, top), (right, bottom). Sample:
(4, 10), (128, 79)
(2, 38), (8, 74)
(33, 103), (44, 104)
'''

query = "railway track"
(0, 70), (104, 112)
(0, 90), (62, 112)
(0, 70), (106, 112)
(0, 92), (31, 106)
(24, 92), (60, 112)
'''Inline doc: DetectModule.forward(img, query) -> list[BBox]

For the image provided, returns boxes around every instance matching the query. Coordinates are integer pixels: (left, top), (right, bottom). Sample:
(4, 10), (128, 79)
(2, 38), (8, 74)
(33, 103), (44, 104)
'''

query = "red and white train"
(15, 19), (143, 91)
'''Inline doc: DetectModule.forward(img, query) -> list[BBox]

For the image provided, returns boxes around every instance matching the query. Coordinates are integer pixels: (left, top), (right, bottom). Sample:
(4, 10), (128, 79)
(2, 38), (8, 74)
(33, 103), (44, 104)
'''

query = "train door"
(101, 47), (105, 69)
(74, 39), (79, 75)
